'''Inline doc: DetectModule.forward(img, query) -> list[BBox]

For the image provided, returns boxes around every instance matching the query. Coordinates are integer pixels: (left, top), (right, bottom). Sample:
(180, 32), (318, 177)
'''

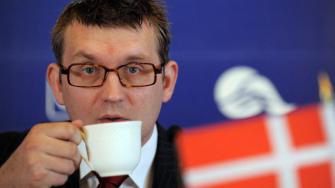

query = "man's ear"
(46, 63), (65, 105)
(162, 60), (178, 102)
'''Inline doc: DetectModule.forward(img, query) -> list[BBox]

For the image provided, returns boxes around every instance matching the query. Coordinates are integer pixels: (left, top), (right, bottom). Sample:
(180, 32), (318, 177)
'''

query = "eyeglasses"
(59, 63), (163, 88)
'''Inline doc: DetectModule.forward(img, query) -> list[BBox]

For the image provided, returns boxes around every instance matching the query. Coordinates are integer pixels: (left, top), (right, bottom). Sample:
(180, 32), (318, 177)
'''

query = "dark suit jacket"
(0, 124), (184, 188)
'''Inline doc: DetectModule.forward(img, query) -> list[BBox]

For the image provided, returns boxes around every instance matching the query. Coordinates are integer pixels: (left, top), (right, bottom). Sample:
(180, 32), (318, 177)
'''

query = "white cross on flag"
(177, 103), (335, 188)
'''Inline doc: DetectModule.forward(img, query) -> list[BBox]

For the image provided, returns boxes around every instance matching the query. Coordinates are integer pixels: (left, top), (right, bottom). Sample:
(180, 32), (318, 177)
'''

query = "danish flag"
(177, 103), (335, 188)
(177, 73), (335, 188)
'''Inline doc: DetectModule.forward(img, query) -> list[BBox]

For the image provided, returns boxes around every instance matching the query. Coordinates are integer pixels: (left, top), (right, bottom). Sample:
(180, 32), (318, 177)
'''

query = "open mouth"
(97, 116), (128, 123)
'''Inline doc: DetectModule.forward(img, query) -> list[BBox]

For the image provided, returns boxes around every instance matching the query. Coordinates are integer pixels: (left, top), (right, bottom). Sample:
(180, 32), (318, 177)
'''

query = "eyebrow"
(72, 50), (153, 63)
(125, 55), (152, 62)
(72, 51), (97, 61)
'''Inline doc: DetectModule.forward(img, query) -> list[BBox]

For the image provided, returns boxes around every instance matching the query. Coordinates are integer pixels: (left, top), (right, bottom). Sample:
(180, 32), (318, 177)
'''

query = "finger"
(72, 119), (84, 129)
(25, 156), (69, 187)
(43, 137), (80, 163)
(44, 170), (69, 187)
(43, 154), (77, 175)
(39, 123), (82, 145)
(71, 120), (86, 143)
(74, 150), (82, 168)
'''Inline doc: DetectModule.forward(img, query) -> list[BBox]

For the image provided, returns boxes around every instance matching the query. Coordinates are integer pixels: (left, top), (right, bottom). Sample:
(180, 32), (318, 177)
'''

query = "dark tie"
(96, 175), (128, 188)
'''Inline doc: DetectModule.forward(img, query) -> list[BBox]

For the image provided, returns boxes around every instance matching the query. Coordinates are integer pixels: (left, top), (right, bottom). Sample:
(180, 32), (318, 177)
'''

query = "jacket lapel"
(152, 125), (184, 188)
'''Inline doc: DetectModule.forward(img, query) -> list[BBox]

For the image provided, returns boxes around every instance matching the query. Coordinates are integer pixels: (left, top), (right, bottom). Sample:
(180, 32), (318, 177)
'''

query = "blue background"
(0, 0), (334, 131)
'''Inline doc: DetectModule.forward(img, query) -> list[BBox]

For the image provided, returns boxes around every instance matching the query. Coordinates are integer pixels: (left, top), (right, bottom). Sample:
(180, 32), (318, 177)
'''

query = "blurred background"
(0, 0), (334, 187)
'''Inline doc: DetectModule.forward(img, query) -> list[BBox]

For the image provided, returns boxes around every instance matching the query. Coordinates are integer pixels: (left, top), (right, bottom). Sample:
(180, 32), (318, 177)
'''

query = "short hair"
(51, 0), (170, 65)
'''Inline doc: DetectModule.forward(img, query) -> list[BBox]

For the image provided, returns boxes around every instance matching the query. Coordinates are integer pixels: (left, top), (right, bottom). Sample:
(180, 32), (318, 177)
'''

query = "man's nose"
(100, 71), (125, 102)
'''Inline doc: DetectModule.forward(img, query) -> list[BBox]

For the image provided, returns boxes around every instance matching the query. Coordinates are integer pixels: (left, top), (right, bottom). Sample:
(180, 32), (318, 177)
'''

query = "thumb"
(72, 119), (84, 129)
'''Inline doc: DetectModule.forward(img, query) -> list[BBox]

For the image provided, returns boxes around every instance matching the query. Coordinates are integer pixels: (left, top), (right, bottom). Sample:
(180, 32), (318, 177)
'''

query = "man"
(0, 0), (183, 187)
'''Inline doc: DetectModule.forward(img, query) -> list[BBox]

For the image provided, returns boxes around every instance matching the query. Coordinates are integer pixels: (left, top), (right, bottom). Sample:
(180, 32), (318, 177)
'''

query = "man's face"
(47, 21), (178, 144)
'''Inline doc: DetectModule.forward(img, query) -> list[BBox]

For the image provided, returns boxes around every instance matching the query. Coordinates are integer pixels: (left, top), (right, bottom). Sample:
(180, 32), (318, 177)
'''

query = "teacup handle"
(79, 129), (94, 170)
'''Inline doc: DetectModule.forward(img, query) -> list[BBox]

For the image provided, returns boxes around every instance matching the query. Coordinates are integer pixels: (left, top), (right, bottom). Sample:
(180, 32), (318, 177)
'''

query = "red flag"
(177, 104), (335, 188)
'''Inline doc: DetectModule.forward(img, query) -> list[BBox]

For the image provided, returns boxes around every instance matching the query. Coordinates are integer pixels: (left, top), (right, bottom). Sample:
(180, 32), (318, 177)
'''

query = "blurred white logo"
(45, 82), (69, 121)
(214, 66), (295, 119)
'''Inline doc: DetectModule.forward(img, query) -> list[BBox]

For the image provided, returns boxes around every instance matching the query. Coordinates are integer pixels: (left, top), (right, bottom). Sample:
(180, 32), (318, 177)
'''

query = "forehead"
(62, 21), (159, 64)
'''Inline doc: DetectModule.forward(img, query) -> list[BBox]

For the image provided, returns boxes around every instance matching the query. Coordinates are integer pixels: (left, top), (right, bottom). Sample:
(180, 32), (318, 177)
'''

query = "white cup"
(78, 121), (142, 177)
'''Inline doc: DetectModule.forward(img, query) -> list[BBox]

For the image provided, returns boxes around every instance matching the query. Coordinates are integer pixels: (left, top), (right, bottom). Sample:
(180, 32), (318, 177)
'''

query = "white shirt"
(79, 125), (158, 188)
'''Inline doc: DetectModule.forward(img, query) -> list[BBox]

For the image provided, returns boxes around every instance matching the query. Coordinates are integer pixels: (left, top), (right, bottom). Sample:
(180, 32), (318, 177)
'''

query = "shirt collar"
(79, 125), (158, 188)
(128, 125), (157, 187)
